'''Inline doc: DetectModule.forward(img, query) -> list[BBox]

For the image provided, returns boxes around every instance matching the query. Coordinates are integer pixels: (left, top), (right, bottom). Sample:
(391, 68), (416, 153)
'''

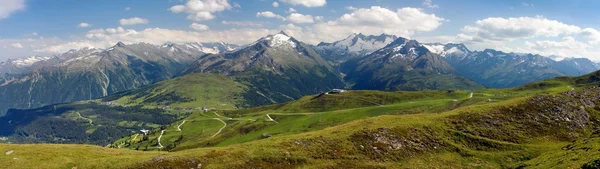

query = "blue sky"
(2, 0), (600, 61)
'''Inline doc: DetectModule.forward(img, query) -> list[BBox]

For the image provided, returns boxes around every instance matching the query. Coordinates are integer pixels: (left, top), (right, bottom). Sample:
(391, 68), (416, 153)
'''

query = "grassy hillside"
(0, 73), (254, 145)
(105, 73), (249, 109)
(112, 90), (474, 151)
(1, 71), (600, 168)
(3, 83), (600, 168)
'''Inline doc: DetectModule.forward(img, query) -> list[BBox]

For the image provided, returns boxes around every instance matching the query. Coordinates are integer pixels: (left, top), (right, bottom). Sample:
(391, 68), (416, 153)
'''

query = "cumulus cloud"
(222, 20), (264, 27)
(119, 17), (149, 26)
(77, 22), (91, 28)
(169, 0), (232, 21)
(580, 28), (600, 45)
(279, 0), (326, 7)
(309, 6), (445, 42)
(10, 43), (23, 48)
(38, 27), (277, 53)
(287, 13), (315, 24)
(422, 0), (439, 8)
(0, 0), (25, 20)
(521, 37), (600, 60)
(449, 16), (600, 60)
(460, 16), (581, 42)
(189, 23), (210, 31)
(345, 6), (357, 10)
(272, 2), (279, 7)
(257, 11), (285, 21)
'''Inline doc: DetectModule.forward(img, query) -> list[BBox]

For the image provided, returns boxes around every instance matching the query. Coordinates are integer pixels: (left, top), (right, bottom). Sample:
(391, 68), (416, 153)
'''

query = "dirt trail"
(157, 130), (165, 149)
(266, 114), (278, 123)
(211, 118), (227, 138)
(76, 112), (93, 125)
(177, 120), (186, 131)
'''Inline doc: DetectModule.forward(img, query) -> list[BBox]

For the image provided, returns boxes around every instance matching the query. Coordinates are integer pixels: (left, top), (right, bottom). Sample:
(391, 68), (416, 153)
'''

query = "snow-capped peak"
(263, 31), (297, 48)
(319, 33), (397, 55)
(12, 56), (51, 67)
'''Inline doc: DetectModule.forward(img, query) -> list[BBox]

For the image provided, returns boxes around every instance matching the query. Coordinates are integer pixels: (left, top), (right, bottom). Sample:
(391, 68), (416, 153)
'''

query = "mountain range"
(0, 42), (237, 115)
(0, 31), (599, 115)
(423, 43), (600, 88)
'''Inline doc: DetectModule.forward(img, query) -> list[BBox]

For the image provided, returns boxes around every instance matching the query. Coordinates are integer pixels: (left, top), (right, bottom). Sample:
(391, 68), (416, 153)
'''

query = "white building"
(140, 129), (149, 135)
(330, 89), (347, 94)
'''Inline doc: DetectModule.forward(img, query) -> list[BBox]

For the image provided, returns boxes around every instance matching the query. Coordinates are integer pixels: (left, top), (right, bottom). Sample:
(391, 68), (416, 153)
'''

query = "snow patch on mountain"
(422, 44), (445, 55)
(265, 33), (296, 48)
(12, 56), (51, 67)
(319, 33), (397, 55)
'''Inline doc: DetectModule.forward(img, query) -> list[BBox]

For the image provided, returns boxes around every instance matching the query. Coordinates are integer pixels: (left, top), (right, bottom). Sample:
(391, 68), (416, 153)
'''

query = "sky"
(2, 0), (600, 61)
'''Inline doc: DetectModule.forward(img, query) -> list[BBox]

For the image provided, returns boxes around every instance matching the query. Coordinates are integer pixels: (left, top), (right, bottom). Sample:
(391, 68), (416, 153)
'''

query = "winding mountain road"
(266, 114), (278, 123)
(211, 118), (227, 138)
(157, 130), (165, 149)
(76, 112), (93, 125)
(131, 134), (139, 142)
(177, 120), (186, 131)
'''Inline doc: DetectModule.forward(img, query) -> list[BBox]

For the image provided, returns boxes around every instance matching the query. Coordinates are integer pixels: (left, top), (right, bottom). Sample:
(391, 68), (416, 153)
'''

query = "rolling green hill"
(1, 71), (600, 168)
(0, 73), (280, 145)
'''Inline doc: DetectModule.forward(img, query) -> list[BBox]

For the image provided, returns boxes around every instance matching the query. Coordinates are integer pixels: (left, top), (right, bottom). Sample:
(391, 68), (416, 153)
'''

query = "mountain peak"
(115, 42), (126, 47)
(276, 30), (289, 36)
(259, 31), (297, 48)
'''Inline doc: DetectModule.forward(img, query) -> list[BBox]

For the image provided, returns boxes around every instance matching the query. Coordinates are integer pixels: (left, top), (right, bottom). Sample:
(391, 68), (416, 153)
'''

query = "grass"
(114, 80), (576, 152)
(111, 73), (248, 110)
(1, 73), (599, 168)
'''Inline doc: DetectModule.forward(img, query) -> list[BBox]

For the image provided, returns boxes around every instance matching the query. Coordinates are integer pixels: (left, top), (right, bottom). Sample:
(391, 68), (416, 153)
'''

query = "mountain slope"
(0, 73), (257, 145)
(315, 33), (397, 64)
(181, 31), (345, 104)
(427, 43), (600, 88)
(3, 70), (600, 168)
(342, 37), (484, 91)
(0, 42), (237, 115)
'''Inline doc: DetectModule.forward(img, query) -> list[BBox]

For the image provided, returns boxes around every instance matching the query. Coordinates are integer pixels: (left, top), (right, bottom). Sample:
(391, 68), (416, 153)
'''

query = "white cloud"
(460, 16), (581, 42)
(287, 8), (297, 13)
(77, 22), (91, 28)
(272, 1), (279, 7)
(315, 16), (324, 22)
(187, 11), (215, 21)
(517, 37), (600, 61)
(38, 27), (277, 53)
(422, 0), (439, 8)
(10, 43), (23, 48)
(119, 17), (149, 26)
(256, 11), (285, 21)
(452, 16), (600, 61)
(287, 13), (315, 24)
(222, 20), (264, 27)
(190, 23), (210, 31)
(580, 28), (600, 45)
(169, 0), (232, 21)
(125, 7), (131, 11)
(309, 6), (445, 42)
(345, 6), (357, 11)
(279, 0), (326, 7)
(0, 0), (25, 20)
